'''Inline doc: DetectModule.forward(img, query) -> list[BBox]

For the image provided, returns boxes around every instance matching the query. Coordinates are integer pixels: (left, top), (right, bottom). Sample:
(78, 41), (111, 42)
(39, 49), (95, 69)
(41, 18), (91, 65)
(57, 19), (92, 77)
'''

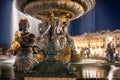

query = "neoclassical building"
(72, 29), (120, 57)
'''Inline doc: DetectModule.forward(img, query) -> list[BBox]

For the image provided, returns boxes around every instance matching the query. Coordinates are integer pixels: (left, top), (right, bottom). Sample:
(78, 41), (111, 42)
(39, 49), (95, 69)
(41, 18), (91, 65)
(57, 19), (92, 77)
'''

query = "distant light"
(108, 35), (113, 42)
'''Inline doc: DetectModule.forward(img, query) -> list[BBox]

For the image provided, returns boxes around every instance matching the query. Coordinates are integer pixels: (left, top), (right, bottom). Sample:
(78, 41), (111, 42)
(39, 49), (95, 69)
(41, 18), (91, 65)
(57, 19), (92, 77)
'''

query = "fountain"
(15, 0), (95, 77)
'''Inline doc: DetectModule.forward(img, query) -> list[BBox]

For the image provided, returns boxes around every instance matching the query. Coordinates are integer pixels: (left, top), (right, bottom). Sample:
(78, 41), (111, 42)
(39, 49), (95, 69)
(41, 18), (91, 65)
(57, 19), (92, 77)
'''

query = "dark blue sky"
(69, 0), (120, 35)
(0, 0), (12, 50)
(95, 0), (120, 31)
(0, 0), (120, 49)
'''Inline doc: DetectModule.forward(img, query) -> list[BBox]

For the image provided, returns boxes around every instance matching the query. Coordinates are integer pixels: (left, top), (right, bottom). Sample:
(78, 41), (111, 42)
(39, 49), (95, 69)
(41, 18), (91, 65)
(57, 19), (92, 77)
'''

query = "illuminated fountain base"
(25, 78), (76, 80)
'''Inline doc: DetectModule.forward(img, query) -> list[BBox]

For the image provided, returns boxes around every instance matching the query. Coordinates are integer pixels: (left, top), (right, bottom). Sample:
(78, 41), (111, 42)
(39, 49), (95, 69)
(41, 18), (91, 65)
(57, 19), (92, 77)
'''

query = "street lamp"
(108, 35), (113, 42)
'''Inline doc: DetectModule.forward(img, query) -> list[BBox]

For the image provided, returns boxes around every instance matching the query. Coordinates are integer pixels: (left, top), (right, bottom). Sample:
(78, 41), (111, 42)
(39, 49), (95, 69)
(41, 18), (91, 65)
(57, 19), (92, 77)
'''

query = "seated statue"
(12, 18), (38, 71)
(54, 19), (76, 62)
(35, 21), (51, 60)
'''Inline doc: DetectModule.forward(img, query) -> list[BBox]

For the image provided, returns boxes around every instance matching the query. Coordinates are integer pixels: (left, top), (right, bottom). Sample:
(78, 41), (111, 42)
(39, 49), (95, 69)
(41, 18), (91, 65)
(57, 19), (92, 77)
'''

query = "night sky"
(95, 0), (120, 31)
(0, 0), (12, 51)
(69, 0), (120, 35)
(0, 0), (120, 50)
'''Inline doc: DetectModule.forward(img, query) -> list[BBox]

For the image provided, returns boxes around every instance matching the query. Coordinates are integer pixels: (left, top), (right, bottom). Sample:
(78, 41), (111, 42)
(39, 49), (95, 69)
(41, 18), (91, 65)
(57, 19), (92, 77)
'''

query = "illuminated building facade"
(72, 29), (120, 57)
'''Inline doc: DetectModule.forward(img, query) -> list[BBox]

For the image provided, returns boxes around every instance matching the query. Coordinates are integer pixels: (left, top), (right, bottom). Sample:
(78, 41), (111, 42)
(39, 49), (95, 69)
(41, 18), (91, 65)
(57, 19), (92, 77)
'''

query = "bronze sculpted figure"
(13, 18), (38, 71)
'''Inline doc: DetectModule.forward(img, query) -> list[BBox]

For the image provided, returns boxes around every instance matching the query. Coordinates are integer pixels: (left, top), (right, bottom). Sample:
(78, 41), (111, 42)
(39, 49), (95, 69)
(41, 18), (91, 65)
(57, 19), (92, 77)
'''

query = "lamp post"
(108, 35), (113, 43)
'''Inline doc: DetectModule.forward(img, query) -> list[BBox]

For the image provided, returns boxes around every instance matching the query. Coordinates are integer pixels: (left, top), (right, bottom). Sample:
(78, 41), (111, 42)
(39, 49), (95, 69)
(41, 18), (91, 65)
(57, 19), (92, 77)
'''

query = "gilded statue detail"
(12, 18), (38, 71)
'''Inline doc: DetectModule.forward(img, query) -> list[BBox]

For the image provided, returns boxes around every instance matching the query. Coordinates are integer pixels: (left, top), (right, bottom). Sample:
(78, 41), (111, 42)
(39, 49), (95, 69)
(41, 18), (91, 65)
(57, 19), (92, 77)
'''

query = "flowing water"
(0, 57), (120, 80)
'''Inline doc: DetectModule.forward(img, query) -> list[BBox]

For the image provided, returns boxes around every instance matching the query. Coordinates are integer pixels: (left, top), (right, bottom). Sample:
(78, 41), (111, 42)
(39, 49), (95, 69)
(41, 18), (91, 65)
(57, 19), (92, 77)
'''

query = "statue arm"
(67, 36), (77, 54)
(16, 34), (36, 47)
(41, 24), (51, 38)
(23, 39), (35, 47)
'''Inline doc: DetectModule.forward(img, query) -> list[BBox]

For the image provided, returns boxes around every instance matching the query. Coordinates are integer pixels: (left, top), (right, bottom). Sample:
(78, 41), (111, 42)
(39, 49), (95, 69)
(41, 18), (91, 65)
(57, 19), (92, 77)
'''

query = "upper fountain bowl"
(15, 0), (95, 21)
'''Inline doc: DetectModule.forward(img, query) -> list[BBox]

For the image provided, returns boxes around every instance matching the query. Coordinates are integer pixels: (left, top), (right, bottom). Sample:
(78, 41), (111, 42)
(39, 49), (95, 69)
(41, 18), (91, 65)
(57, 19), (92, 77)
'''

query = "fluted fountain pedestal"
(25, 41), (77, 77)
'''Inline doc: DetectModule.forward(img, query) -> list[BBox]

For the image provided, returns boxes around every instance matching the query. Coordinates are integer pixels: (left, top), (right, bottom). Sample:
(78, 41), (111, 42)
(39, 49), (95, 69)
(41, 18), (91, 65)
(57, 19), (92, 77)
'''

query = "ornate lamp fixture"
(15, 0), (95, 77)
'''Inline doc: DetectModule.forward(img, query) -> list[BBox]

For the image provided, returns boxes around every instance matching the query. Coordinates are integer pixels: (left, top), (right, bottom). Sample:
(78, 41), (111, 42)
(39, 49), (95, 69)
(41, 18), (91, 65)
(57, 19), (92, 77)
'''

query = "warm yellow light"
(108, 35), (113, 42)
